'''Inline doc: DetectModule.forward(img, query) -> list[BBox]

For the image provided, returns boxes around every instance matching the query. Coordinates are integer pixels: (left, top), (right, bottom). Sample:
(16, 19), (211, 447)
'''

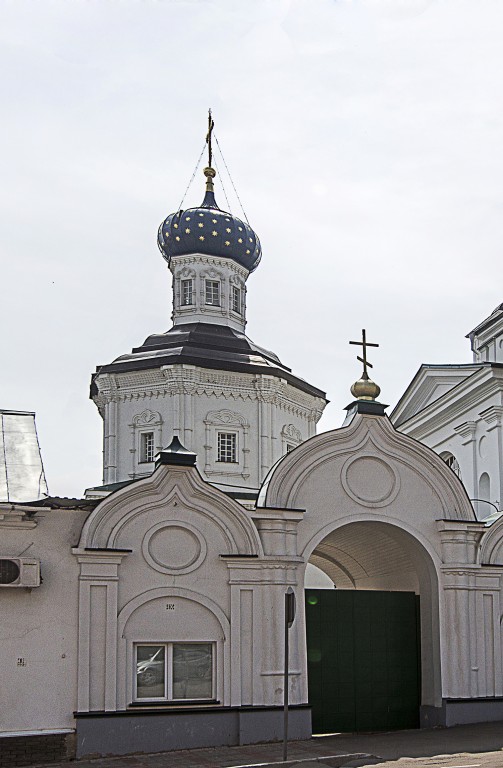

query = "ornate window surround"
(130, 409), (163, 478)
(200, 266), (225, 317)
(174, 267), (197, 317)
(281, 423), (302, 454)
(229, 274), (245, 318)
(204, 409), (249, 479)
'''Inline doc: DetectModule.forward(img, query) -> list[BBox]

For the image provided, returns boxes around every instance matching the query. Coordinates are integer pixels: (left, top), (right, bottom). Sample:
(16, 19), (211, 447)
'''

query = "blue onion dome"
(158, 167), (262, 273)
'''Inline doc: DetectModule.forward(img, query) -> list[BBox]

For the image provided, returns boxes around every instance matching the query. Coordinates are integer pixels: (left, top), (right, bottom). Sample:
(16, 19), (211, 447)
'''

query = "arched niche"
(302, 519), (442, 709)
(117, 587), (230, 709)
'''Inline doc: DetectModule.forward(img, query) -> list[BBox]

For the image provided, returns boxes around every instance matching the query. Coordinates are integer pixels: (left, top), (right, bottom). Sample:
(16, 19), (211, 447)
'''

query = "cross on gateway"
(349, 329), (379, 377)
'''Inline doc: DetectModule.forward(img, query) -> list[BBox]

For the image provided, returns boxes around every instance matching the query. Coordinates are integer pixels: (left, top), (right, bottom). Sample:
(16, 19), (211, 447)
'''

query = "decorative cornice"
(453, 420), (477, 443)
(396, 368), (503, 442)
(171, 253), (248, 280)
(93, 367), (326, 422)
(479, 405), (503, 429)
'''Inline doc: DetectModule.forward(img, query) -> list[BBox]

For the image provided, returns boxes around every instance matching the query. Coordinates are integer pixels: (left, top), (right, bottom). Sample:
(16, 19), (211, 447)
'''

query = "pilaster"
(479, 405), (503, 510)
(72, 549), (130, 712)
(454, 421), (477, 500)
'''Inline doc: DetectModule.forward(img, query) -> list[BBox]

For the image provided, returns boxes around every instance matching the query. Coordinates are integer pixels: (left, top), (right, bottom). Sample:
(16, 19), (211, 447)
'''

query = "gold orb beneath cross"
(351, 373), (381, 401)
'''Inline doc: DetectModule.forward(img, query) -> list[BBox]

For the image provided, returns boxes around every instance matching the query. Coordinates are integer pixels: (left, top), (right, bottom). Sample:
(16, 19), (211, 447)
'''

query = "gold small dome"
(350, 372), (381, 401)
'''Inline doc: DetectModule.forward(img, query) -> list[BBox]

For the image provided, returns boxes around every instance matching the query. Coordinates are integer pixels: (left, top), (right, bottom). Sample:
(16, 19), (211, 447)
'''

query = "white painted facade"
(392, 304), (503, 521)
(92, 366), (324, 493)
(91, 248), (326, 494)
(3, 406), (503, 755)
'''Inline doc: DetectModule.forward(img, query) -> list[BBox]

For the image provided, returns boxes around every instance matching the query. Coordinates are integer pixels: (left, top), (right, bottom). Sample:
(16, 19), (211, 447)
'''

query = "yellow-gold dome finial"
(349, 329), (381, 401)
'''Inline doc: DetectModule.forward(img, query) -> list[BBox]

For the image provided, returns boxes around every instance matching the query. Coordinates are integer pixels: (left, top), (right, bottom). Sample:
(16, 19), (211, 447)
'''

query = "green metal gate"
(305, 589), (420, 733)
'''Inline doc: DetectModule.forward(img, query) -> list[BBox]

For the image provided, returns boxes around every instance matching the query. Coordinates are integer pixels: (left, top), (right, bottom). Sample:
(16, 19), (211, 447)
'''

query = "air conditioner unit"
(0, 558), (41, 588)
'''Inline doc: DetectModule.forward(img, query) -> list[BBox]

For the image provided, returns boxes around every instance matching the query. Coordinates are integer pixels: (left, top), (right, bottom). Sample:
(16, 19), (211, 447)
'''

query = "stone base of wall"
(0, 732), (75, 767)
(75, 705), (312, 758)
(421, 698), (503, 728)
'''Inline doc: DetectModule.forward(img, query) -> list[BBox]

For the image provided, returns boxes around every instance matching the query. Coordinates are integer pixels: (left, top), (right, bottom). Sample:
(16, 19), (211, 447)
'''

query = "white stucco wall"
(0, 506), (88, 733)
(95, 367), (324, 490)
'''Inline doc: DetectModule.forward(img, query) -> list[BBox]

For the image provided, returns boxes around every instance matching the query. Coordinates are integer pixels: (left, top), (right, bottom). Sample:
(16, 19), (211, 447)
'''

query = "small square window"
(140, 432), (155, 463)
(217, 432), (237, 463)
(181, 279), (193, 306)
(205, 280), (220, 306)
(231, 286), (241, 314)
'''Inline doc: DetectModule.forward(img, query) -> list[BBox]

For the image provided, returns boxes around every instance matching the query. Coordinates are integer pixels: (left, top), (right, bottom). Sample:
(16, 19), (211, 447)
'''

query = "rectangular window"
(217, 432), (237, 463)
(231, 285), (241, 314)
(140, 432), (155, 463)
(181, 279), (193, 306)
(205, 280), (220, 306)
(135, 643), (213, 702)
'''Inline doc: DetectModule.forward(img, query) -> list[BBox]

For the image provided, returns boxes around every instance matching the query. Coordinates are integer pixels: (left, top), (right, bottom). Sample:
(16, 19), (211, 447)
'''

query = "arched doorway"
(303, 520), (441, 733)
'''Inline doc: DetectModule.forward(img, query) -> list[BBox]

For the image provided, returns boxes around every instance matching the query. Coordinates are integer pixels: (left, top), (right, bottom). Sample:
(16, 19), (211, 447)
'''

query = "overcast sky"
(1, 0), (502, 498)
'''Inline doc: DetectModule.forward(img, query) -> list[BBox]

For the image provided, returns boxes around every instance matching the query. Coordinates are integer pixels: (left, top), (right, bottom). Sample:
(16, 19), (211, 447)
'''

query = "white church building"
(2, 133), (503, 763)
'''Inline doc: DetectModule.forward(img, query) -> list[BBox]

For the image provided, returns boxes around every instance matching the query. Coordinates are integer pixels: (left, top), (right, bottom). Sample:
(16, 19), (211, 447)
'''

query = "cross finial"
(349, 329), (379, 378)
(206, 108), (215, 169)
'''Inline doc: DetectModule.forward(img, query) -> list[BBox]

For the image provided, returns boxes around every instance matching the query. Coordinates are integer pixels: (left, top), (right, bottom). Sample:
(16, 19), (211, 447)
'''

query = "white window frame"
(217, 431), (238, 463)
(134, 642), (215, 703)
(181, 279), (194, 306)
(139, 431), (155, 464)
(205, 280), (220, 306)
(231, 285), (241, 314)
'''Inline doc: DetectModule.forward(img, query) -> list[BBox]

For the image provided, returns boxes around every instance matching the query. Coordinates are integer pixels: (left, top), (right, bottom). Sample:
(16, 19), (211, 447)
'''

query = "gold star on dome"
(249, 237), (253, 242)
(226, 227), (231, 233)
(246, 249), (250, 254)
(185, 228), (191, 234)
(212, 230), (218, 236)
(225, 218), (230, 222)
(238, 238), (243, 243)
(185, 216), (191, 221)
(198, 222), (204, 228)
(238, 226), (243, 231)
(199, 213), (204, 217)
(174, 223), (178, 229)
(176, 236), (180, 241)
(225, 240), (230, 246)
(199, 235), (205, 241)
(212, 219), (217, 224)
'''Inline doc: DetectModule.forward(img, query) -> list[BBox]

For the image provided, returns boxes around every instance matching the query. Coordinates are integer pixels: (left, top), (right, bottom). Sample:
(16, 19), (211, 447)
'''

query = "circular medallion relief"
(341, 454), (399, 507)
(142, 521), (207, 575)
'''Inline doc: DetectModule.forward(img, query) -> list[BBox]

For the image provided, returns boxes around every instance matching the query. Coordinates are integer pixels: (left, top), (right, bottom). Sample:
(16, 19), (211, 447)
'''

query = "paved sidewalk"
(31, 721), (503, 768)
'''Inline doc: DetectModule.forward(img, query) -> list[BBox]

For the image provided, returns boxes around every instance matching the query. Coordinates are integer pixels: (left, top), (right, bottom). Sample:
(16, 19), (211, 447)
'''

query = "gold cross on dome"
(206, 108), (215, 168)
(349, 329), (379, 377)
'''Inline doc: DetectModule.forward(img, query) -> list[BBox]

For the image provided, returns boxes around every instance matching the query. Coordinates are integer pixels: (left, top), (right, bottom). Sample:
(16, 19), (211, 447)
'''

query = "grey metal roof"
(0, 410), (49, 502)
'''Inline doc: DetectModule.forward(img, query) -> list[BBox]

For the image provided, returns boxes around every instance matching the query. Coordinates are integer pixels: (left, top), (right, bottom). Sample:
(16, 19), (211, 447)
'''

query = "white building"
(2, 141), (503, 764)
(89, 164), (326, 501)
(392, 304), (503, 521)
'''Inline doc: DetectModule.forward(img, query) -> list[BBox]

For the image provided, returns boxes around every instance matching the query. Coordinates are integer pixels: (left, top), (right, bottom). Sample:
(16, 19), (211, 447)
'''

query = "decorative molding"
(341, 453), (400, 508)
(204, 409), (250, 478)
(454, 420), (477, 444)
(170, 253), (248, 279)
(142, 520), (207, 575)
(131, 409), (162, 427)
(205, 409), (249, 428)
(281, 424), (302, 442)
(479, 405), (503, 431)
